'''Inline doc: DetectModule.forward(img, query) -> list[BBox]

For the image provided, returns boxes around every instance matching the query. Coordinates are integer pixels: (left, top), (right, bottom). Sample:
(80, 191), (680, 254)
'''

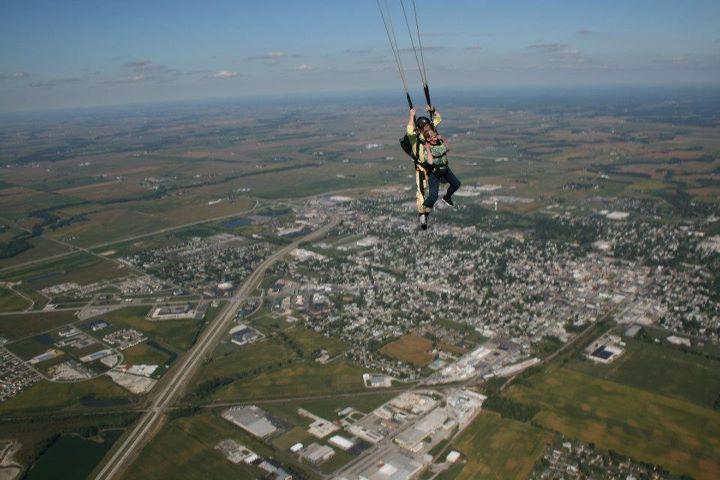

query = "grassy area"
(0, 251), (128, 290)
(441, 411), (551, 480)
(284, 325), (348, 358)
(0, 376), (133, 415)
(99, 306), (208, 353)
(507, 366), (720, 480)
(121, 343), (173, 366)
(0, 310), (77, 340)
(5, 336), (58, 360)
(263, 392), (396, 427)
(568, 338), (720, 409)
(0, 235), (74, 269)
(124, 410), (320, 480)
(380, 334), (435, 367)
(0, 286), (30, 312)
(212, 360), (367, 401)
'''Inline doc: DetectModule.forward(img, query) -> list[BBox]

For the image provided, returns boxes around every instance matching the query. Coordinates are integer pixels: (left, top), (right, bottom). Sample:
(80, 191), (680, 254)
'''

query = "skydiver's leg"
(423, 173), (440, 210)
(443, 168), (461, 200)
(415, 170), (429, 213)
(415, 170), (430, 229)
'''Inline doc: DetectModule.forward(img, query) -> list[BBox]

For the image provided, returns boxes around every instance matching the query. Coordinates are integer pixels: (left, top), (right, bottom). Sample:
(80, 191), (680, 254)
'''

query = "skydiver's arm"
(406, 108), (417, 137)
(425, 105), (441, 126)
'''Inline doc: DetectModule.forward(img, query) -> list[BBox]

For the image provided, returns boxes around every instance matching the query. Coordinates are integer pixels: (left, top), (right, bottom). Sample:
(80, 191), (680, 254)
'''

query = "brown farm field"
(380, 334), (435, 367)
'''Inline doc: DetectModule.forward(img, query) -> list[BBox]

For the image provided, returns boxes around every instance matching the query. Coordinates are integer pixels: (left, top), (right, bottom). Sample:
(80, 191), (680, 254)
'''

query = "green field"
(507, 366), (720, 480)
(282, 324), (349, 358)
(121, 343), (173, 366)
(0, 376), (133, 415)
(568, 338), (720, 409)
(5, 336), (53, 360)
(0, 251), (128, 290)
(0, 286), (30, 312)
(440, 411), (551, 480)
(124, 410), (320, 480)
(0, 310), (77, 340)
(99, 306), (209, 353)
(212, 360), (367, 401)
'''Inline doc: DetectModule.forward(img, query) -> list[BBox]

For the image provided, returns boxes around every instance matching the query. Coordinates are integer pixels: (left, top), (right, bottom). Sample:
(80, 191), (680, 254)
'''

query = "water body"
(222, 217), (252, 228)
(24, 430), (122, 480)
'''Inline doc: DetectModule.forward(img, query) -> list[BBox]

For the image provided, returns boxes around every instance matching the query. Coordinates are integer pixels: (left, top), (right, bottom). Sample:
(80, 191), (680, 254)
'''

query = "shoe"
(420, 223), (428, 230)
(419, 214), (428, 230)
(442, 195), (455, 207)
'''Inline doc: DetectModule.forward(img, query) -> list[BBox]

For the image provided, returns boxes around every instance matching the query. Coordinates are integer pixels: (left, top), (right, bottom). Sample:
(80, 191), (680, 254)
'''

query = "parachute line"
(376, 0), (411, 102)
(411, 0), (429, 88)
(400, 0), (428, 87)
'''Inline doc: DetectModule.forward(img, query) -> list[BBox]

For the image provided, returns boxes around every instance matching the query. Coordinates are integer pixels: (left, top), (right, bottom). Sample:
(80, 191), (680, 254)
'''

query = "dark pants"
(423, 168), (461, 209)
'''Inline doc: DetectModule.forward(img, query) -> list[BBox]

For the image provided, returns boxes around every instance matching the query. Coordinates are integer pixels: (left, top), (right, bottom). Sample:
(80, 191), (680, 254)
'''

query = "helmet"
(415, 116), (432, 129)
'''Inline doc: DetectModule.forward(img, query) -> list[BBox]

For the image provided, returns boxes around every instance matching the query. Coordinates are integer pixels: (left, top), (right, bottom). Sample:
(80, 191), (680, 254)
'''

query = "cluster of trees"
(277, 330), (304, 358)
(482, 395), (540, 423)
(0, 237), (31, 259)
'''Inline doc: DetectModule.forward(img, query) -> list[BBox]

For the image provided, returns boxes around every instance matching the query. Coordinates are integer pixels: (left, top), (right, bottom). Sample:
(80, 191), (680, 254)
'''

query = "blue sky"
(0, 0), (719, 112)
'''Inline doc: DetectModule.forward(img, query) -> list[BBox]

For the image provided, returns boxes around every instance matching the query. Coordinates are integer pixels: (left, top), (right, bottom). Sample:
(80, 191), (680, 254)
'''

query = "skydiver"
(405, 105), (461, 230)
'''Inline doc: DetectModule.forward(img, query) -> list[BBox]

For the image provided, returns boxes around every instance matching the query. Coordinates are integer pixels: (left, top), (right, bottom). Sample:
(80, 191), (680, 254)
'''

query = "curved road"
(92, 216), (339, 480)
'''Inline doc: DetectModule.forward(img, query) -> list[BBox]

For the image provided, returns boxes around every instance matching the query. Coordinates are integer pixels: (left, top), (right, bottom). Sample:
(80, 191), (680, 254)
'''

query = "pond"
(24, 429), (122, 480)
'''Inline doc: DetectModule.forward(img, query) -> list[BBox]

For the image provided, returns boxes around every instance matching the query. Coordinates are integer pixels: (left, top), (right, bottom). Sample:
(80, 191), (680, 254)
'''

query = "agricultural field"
(0, 251), (129, 292)
(441, 412), (551, 480)
(506, 366), (720, 480)
(0, 310), (78, 340)
(0, 286), (30, 312)
(568, 337), (720, 409)
(211, 359), (367, 402)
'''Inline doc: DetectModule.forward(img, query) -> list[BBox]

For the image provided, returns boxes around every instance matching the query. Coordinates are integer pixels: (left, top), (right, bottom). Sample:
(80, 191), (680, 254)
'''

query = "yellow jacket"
(405, 111), (442, 166)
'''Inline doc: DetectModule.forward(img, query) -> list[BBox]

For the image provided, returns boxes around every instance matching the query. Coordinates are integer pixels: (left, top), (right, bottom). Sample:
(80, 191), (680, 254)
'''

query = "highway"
(91, 216), (338, 480)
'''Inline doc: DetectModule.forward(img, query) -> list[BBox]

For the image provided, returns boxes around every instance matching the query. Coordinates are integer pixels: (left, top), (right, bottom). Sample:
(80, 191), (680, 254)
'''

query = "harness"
(399, 132), (449, 175)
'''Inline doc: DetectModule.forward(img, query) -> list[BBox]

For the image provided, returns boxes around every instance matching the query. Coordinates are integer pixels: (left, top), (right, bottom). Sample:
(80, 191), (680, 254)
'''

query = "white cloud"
(30, 77), (81, 88)
(0, 72), (29, 80)
(214, 70), (239, 78)
(247, 51), (295, 61)
(125, 59), (153, 69)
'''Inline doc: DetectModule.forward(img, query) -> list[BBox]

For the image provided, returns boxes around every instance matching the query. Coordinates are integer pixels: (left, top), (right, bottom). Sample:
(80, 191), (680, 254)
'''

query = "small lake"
(24, 429), (122, 480)
(222, 217), (252, 228)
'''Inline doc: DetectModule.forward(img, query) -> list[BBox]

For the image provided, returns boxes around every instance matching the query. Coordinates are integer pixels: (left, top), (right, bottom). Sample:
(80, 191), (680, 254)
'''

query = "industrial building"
(585, 333), (625, 364)
(149, 303), (196, 320)
(221, 405), (278, 438)
(394, 409), (455, 453)
(229, 324), (264, 347)
(299, 442), (335, 464)
(329, 434), (356, 451)
(357, 451), (424, 480)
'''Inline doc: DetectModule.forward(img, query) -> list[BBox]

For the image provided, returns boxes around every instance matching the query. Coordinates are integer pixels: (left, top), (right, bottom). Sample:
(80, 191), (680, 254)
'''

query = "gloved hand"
(421, 161), (434, 172)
